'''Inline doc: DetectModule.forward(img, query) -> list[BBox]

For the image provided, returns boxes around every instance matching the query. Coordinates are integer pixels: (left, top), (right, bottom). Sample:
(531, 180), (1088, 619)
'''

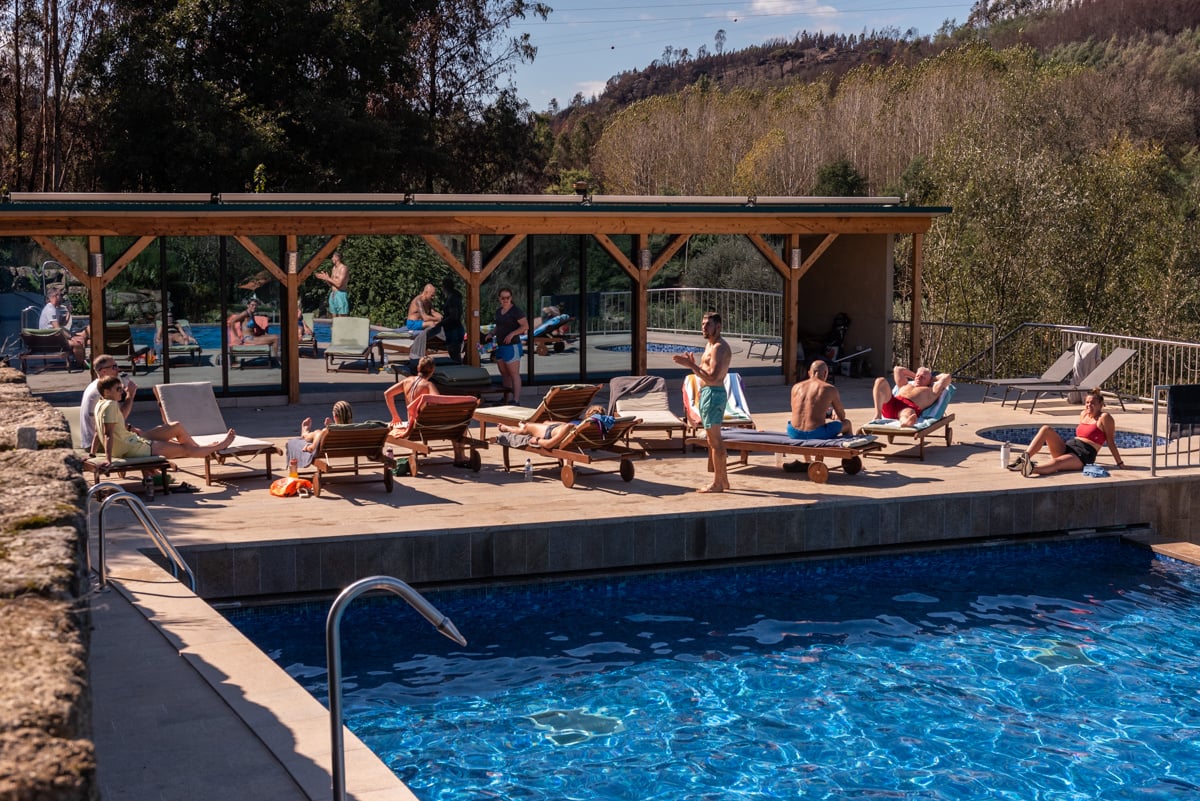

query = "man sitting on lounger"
(406, 283), (444, 333)
(789, 360), (851, 439)
(872, 365), (953, 427)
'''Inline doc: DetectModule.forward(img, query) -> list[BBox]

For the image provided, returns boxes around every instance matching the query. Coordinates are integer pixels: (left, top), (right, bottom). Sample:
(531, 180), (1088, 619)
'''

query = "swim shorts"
(786, 420), (844, 440)
(495, 342), (523, 363)
(405, 318), (425, 333)
(328, 289), (349, 316)
(698, 385), (728, 429)
(881, 394), (921, 420)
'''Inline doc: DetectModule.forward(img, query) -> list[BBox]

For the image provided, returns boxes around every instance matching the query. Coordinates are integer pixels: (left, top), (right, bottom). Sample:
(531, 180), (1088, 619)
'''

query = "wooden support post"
(910, 232), (924, 370)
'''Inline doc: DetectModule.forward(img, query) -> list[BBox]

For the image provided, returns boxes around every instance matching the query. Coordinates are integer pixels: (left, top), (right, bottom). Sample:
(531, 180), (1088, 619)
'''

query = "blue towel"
(1082, 464), (1110, 478)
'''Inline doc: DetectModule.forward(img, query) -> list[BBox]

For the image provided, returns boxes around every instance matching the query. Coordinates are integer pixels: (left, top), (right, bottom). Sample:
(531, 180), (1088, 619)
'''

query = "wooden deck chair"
(159, 318), (202, 365)
(311, 422), (394, 497)
(386, 394), (487, 475)
(104, 321), (152, 374)
(472, 383), (602, 438)
(82, 453), (175, 499)
(980, 343), (1098, 405)
(718, 429), (883, 484)
(18, 328), (76, 373)
(1010, 347), (1137, 413)
(324, 316), (376, 372)
(153, 381), (281, 485)
(526, 313), (574, 355)
(682, 372), (755, 435)
(298, 312), (318, 358)
(859, 384), (957, 461)
(495, 415), (644, 488)
(608, 375), (687, 451)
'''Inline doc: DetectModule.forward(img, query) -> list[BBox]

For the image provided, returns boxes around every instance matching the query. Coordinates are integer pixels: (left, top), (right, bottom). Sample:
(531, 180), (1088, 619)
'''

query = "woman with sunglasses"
(490, 288), (528, 404)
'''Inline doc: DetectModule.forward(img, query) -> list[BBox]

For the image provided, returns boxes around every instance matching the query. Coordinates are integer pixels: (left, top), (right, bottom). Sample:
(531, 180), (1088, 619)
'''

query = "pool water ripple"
(227, 539), (1200, 800)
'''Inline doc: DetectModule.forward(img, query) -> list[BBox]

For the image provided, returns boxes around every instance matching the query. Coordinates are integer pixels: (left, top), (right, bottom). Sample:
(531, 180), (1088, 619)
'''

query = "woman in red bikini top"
(1012, 389), (1125, 477)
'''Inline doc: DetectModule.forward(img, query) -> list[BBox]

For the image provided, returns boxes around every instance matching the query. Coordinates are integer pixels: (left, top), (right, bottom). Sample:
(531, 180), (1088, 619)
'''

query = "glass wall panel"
(582, 234), (635, 384)
(221, 236), (285, 394)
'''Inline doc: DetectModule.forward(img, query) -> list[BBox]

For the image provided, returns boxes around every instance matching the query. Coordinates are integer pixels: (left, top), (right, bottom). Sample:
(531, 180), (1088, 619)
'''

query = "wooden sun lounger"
(706, 430), (883, 484)
(386, 395), (488, 475)
(82, 454), (176, 499)
(494, 415), (644, 488)
(311, 422), (395, 497)
(472, 383), (602, 438)
(18, 329), (76, 373)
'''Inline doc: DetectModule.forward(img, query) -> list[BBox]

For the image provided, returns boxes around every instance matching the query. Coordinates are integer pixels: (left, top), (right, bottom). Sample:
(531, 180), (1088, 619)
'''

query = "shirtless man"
(789, 360), (851, 439)
(673, 311), (732, 493)
(872, 365), (952, 427)
(406, 283), (444, 333)
(315, 251), (350, 316)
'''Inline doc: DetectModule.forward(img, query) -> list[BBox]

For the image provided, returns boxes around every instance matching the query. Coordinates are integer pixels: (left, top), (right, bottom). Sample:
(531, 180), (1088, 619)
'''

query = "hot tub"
(977, 425), (1164, 449)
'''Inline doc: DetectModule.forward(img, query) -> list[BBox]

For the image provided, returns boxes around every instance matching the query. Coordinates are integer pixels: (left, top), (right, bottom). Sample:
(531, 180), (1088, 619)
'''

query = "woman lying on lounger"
(499, 405), (608, 449)
(94, 375), (236, 466)
(1010, 390), (1125, 476)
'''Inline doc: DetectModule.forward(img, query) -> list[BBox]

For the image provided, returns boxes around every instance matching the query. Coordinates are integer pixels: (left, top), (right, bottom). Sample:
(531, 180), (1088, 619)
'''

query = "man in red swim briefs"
(872, 365), (953, 427)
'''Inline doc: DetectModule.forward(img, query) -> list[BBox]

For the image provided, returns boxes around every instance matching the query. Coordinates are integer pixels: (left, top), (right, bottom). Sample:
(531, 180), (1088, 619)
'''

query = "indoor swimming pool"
(226, 538), (1200, 800)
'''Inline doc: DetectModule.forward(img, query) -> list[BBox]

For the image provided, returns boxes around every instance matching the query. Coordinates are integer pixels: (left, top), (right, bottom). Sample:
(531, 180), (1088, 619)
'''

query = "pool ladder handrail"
(86, 482), (196, 592)
(326, 575), (466, 801)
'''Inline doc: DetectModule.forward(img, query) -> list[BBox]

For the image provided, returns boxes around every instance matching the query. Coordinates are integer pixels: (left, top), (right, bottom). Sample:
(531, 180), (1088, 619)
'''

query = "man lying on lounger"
(872, 365), (953, 427)
(789, 360), (852, 439)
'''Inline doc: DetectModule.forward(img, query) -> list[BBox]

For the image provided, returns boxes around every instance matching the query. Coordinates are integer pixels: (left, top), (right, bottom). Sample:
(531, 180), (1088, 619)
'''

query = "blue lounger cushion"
(722, 429), (877, 449)
(865, 384), (957, 430)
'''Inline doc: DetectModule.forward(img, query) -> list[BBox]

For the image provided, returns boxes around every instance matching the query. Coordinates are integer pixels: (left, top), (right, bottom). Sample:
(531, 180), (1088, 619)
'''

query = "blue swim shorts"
(495, 342), (523, 363)
(405, 319), (425, 333)
(786, 420), (844, 440)
(698, 385), (728, 429)
(328, 289), (348, 316)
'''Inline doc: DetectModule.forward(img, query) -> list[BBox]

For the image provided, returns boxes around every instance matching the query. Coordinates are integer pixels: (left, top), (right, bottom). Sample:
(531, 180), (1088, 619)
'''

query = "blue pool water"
(130, 321), (332, 351)
(225, 539), (1200, 800)
(978, 425), (1165, 449)
(600, 342), (704, 354)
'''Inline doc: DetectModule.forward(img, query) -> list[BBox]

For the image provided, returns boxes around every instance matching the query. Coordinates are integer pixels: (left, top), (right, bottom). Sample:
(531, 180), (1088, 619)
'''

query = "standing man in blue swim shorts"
(673, 310), (732, 493)
(316, 251), (350, 316)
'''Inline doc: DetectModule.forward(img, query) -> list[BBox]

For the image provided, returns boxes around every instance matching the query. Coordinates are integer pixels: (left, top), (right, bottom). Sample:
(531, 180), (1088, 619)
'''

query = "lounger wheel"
(945, 428), (954, 445)
(808, 461), (830, 484)
(619, 458), (635, 482)
(553, 340), (565, 352)
(469, 450), (482, 472)
(560, 463), (576, 488)
(384, 466), (395, 493)
(842, 456), (863, 476)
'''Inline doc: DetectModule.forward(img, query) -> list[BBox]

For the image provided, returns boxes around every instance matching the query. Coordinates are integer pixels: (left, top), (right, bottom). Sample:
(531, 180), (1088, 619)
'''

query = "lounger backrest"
(319, 422), (389, 459)
(567, 415), (639, 449)
(682, 373), (753, 426)
(104, 321), (135, 356)
(1037, 348), (1082, 383)
(1075, 347), (1137, 388)
(154, 381), (228, 437)
(329, 316), (371, 350)
(538, 383), (602, 421)
(21, 328), (70, 353)
(406, 394), (479, 438)
(919, 383), (956, 421)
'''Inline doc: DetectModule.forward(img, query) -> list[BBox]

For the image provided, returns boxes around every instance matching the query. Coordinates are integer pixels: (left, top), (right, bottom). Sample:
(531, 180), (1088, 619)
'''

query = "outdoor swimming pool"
(130, 321), (332, 351)
(978, 425), (1165, 449)
(226, 538), (1200, 800)
(600, 342), (705, 354)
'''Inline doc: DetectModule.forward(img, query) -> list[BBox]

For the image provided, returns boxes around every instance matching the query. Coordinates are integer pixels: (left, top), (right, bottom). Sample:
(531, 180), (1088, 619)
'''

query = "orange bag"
(269, 477), (313, 497)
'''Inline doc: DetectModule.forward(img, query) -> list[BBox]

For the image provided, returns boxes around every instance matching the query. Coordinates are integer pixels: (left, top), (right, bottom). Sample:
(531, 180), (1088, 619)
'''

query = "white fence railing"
(548, 287), (783, 340)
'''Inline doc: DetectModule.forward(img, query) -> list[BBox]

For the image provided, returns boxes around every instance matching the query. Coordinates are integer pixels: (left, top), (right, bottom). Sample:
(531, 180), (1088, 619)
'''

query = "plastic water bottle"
(143, 475), (154, 500)
(386, 446), (394, 460)
(288, 458), (299, 478)
(1000, 441), (1011, 470)
(523, 458), (533, 482)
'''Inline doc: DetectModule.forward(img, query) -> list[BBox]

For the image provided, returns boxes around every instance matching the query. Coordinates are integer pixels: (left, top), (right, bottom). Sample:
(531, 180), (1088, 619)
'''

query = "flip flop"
(173, 481), (201, 493)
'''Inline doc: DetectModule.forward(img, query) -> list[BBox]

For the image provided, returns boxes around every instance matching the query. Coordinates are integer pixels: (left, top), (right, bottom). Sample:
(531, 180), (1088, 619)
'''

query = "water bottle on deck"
(1000, 441), (1011, 470)
(523, 458), (533, 482)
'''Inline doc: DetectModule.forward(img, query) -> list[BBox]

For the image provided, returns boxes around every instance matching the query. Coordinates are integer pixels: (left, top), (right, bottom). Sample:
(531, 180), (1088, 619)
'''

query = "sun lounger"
(859, 384), (957, 461)
(298, 312), (318, 358)
(1151, 384), (1200, 475)
(526, 313), (575, 355)
(682, 372), (755, 436)
(1008, 347), (1137, 413)
(718, 429), (883, 484)
(324, 316), (376, 372)
(226, 314), (275, 368)
(159, 318), (203, 365)
(980, 343), (1098, 405)
(386, 394), (487, 475)
(82, 454), (175, 499)
(494, 415), (644, 487)
(608, 375), (687, 451)
(18, 328), (76, 373)
(472, 383), (603, 438)
(153, 381), (281, 485)
(311, 421), (394, 497)
(104, 321), (152, 375)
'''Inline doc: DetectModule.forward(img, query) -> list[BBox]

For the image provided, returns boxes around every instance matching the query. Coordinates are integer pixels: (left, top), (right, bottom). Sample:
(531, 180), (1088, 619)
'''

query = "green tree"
(812, 158), (868, 196)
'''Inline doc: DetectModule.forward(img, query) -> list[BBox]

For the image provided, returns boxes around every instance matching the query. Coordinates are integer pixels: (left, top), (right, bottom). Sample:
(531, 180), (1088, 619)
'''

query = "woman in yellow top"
(93, 375), (236, 467)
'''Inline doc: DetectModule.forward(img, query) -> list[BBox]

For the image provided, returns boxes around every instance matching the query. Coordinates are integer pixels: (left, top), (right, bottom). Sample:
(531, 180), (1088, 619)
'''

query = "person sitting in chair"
(156, 314), (197, 348)
(94, 375), (235, 466)
(38, 286), (89, 366)
(285, 400), (354, 470)
(789, 360), (851, 439)
(872, 365), (952, 427)
(227, 298), (279, 360)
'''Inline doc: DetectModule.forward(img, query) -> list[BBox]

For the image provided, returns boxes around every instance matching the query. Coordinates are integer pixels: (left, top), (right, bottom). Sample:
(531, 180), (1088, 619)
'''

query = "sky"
(508, 0), (978, 111)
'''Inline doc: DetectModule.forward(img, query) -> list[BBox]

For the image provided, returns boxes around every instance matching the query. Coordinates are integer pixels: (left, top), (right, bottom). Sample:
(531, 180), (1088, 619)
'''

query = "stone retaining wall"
(0, 366), (95, 801)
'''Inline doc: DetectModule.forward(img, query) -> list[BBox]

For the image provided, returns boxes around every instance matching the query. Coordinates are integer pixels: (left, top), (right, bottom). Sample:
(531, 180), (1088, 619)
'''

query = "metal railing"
(86, 482), (195, 592)
(325, 576), (466, 801)
(554, 287), (783, 339)
(891, 320), (1200, 403)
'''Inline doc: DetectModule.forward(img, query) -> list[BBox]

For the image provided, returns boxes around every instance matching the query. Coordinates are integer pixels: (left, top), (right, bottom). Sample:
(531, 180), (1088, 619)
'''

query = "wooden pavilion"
(0, 192), (949, 401)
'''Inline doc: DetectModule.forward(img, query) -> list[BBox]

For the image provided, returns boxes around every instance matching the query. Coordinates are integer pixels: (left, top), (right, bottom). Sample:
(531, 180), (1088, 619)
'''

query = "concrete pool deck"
(74, 377), (1200, 801)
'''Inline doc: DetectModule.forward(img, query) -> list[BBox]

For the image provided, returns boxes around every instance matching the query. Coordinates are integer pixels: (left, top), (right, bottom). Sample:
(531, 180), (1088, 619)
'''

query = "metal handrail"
(326, 576), (466, 801)
(86, 483), (196, 592)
